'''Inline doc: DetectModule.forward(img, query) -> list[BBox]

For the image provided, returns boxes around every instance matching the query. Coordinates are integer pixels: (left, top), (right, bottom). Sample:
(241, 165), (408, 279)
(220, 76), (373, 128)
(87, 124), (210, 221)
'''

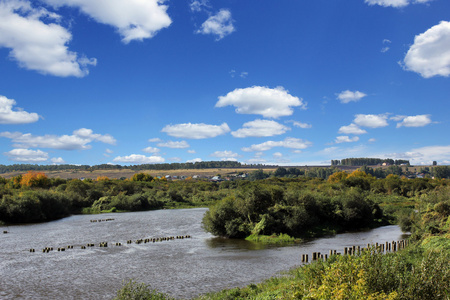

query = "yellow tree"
(328, 171), (349, 183)
(20, 171), (50, 188)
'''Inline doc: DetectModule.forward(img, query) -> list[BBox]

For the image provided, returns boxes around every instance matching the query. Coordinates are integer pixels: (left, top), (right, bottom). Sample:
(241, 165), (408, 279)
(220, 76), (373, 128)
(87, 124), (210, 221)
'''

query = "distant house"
(210, 176), (223, 182)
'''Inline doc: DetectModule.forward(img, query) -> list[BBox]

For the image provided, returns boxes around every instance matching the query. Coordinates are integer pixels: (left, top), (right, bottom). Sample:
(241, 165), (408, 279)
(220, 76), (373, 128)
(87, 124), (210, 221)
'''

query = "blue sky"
(0, 0), (449, 166)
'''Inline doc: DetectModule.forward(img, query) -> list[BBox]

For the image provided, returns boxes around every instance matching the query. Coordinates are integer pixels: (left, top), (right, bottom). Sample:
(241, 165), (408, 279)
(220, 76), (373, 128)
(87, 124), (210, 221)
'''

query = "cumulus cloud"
(381, 39), (391, 53)
(231, 119), (290, 138)
(187, 158), (202, 163)
(148, 138), (162, 143)
(190, 0), (210, 12)
(187, 149), (196, 154)
(385, 145), (450, 165)
(216, 86), (305, 118)
(43, 0), (172, 44)
(0, 0), (96, 77)
(335, 136), (360, 144)
(242, 137), (312, 152)
(4, 148), (49, 162)
(0, 128), (116, 150)
(365, 0), (432, 7)
(403, 21), (450, 78)
(273, 152), (283, 158)
(354, 114), (389, 128)
(51, 157), (65, 164)
(365, 0), (409, 7)
(336, 90), (367, 104)
(210, 150), (239, 159)
(0, 95), (40, 124)
(396, 114), (432, 128)
(142, 147), (160, 154)
(161, 122), (230, 139)
(291, 121), (312, 129)
(338, 123), (368, 135)
(157, 140), (190, 149)
(196, 9), (235, 40)
(113, 154), (165, 164)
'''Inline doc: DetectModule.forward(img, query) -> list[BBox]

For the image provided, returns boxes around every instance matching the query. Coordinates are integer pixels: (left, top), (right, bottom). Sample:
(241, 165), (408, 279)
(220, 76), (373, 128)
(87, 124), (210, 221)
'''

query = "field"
(0, 164), (429, 180)
(0, 167), (277, 180)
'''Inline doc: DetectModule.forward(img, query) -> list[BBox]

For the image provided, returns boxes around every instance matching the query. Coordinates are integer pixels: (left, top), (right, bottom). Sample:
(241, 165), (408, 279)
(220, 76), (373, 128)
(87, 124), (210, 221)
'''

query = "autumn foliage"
(20, 171), (50, 188)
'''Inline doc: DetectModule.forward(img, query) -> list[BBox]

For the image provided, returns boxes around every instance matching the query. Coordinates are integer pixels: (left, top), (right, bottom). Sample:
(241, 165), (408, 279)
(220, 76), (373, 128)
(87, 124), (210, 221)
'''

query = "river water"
(0, 208), (407, 299)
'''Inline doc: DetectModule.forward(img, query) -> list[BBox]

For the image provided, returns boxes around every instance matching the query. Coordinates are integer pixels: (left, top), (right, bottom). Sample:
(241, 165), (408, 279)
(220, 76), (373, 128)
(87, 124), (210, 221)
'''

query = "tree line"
(331, 158), (410, 166)
(0, 161), (246, 174)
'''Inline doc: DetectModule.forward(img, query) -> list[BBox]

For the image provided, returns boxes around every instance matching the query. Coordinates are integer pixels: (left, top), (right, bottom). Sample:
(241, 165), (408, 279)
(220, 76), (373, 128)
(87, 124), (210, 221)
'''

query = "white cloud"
(73, 128), (116, 144)
(4, 148), (49, 162)
(187, 158), (202, 163)
(231, 119), (290, 138)
(338, 123), (368, 135)
(403, 21), (450, 78)
(385, 145), (450, 165)
(43, 0), (172, 44)
(240, 71), (248, 78)
(365, 0), (409, 7)
(381, 39), (391, 52)
(148, 138), (162, 143)
(242, 137), (312, 152)
(0, 95), (40, 124)
(196, 9), (235, 40)
(105, 149), (114, 154)
(336, 90), (367, 104)
(162, 122), (230, 139)
(142, 146), (160, 154)
(319, 147), (339, 155)
(157, 140), (190, 149)
(365, 0), (432, 7)
(292, 121), (312, 129)
(187, 149), (196, 154)
(51, 157), (65, 164)
(390, 115), (407, 121)
(190, 0), (210, 12)
(369, 138), (377, 142)
(0, 128), (116, 150)
(354, 114), (389, 128)
(0, 0), (96, 77)
(335, 136), (360, 144)
(246, 158), (268, 164)
(210, 150), (239, 159)
(112, 154), (165, 164)
(216, 86), (305, 118)
(273, 152), (283, 158)
(396, 114), (432, 128)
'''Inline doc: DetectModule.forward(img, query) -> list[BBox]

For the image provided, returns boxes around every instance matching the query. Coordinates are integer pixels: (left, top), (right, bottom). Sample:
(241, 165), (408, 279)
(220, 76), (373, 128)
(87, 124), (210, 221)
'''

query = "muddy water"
(0, 208), (406, 299)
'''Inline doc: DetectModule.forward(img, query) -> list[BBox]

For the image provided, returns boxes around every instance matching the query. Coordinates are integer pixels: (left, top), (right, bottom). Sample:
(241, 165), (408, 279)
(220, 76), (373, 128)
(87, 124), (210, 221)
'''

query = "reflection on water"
(206, 237), (269, 250)
(0, 208), (405, 299)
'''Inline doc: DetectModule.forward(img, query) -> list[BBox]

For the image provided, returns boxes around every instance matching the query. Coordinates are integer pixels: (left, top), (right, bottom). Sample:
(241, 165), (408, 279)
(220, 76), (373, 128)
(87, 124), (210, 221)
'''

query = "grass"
(245, 233), (302, 245)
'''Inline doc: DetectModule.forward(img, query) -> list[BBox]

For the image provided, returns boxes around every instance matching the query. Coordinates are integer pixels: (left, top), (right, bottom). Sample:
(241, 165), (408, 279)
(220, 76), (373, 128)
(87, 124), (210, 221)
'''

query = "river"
(0, 208), (407, 299)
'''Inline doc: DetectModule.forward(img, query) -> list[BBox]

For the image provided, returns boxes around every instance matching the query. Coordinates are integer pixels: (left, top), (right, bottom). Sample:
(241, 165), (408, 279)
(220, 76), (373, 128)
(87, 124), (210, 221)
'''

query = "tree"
(131, 173), (154, 182)
(20, 171), (50, 188)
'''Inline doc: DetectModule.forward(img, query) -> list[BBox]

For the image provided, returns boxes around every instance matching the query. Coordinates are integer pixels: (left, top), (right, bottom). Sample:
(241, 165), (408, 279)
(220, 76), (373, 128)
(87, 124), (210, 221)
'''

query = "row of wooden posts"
(301, 240), (409, 263)
(90, 218), (115, 223)
(29, 235), (192, 253)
